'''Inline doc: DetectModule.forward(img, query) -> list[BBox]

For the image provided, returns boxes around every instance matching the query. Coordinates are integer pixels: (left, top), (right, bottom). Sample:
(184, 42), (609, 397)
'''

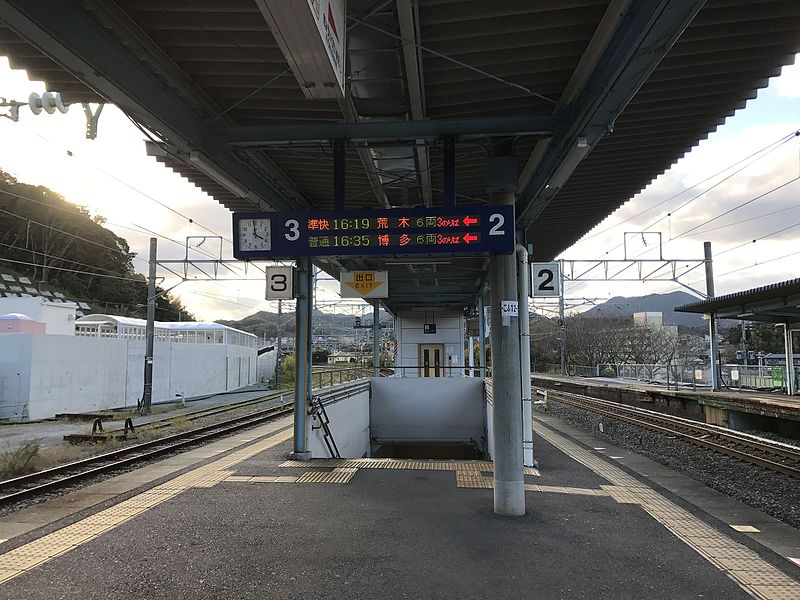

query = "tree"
(0, 170), (192, 321)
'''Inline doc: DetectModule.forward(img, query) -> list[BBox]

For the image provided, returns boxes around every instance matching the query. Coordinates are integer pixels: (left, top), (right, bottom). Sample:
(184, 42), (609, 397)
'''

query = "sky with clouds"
(0, 52), (798, 321)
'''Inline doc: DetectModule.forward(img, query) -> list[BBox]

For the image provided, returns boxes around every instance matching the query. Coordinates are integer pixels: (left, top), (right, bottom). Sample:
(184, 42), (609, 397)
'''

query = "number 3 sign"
(531, 262), (561, 297)
(265, 266), (295, 299)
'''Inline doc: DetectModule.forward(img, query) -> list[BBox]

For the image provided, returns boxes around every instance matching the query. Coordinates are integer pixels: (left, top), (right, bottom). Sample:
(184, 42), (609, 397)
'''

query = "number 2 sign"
(531, 262), (561, 298)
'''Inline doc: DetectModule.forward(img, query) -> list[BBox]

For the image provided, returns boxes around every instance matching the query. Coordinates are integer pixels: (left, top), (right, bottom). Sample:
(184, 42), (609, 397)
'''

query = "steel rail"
(554, 391), (800, 462)
(547, 390), (800, 479)
(0, 380), (370, 506)
(66, 388), (292, 441)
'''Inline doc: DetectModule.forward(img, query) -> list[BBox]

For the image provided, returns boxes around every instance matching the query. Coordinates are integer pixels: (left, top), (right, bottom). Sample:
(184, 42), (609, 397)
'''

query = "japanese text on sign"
(232, 206), (514, 259)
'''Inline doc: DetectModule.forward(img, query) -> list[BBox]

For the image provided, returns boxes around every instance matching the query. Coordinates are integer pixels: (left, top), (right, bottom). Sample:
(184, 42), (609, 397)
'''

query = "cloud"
(777, 59), (800, 98)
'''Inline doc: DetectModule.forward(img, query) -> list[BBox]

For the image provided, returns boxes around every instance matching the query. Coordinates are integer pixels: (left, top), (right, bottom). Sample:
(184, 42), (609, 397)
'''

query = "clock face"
(238, 218), (272, 252)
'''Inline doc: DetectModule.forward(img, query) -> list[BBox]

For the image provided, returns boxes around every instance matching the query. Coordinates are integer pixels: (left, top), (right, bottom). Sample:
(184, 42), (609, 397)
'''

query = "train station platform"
(533, 374), (800, 436)
(0, 415), (798, 599)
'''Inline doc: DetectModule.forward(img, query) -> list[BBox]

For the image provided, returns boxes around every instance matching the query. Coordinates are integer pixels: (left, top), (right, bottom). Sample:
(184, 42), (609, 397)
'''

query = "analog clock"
(238, 218), (272, 252)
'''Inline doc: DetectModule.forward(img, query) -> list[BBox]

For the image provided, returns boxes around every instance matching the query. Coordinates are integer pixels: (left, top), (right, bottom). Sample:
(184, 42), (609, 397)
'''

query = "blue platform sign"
(233, 205), (515, 259)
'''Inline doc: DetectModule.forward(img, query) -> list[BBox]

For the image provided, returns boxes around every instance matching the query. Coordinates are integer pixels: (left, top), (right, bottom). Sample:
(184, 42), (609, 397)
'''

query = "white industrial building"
(0, 300), (257, 421)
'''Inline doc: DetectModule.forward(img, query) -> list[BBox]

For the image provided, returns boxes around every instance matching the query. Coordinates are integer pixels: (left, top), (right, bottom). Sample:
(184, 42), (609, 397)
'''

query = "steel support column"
(292, 258), (312, 459)
(489, 190), (525, 517)
(372, 299), (381, 376)
(704, 242), (720, 391)
(307, 265), (314, 401)
(517, 243), (533, 468)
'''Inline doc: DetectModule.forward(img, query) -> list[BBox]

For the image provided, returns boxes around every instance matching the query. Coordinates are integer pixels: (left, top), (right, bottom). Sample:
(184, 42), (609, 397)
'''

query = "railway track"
(545, 390), (800, 479)
(0, 380), (371, 507)
(63, 388), (292, 442)
(0, 401), (294, 507)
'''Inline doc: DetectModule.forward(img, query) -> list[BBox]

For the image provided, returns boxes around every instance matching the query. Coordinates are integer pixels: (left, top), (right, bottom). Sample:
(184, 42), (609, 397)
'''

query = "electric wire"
(671, 176), (800, 241)
(345, 14), (558, 105)
(0, 241), (132, 278)
(0, 257), (144, 282)
(577, 129), (800, 245)
(0, 205), (148, 265)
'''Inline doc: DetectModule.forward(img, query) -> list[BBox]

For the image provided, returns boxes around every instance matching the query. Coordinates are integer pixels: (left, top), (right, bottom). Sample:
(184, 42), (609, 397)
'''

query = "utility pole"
(140, 237), (157, 414)
(740, 320), (748, 366)
(705, 241), (720, 391)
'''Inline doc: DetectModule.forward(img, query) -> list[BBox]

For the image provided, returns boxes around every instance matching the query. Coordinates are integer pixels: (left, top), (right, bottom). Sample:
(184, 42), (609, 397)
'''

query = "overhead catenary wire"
(0, 257), (145, 282)
(671, 176), (800, 241)
(0, 205), (149, 265)
(0, 241), (133, 278)
(577, 129), (800, 246)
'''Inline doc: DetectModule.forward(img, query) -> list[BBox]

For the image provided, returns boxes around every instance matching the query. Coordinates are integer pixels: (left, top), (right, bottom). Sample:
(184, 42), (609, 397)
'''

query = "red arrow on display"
(463, 233), (478, 244)
(462, 215), (478, 226)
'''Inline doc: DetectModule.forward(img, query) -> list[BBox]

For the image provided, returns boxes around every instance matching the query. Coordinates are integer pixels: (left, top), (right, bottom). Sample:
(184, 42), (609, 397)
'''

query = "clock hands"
(252, 219), (264, 240)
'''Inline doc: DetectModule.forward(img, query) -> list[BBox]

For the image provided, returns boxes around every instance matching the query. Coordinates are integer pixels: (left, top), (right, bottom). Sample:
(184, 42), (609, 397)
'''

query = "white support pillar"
(784, 324), (796, 396)
(517, 243), (534, 468)
(291, 258), (312, 460)
(704, 242), (720, 391)
(478, 294), (487, 379)
(488, 188), (525, 517)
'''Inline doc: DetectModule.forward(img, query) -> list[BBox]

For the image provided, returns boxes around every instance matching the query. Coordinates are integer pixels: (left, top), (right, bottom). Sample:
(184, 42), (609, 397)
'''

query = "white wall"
(0, 332), (258, 421)
(0, 297), (76, 335)
(370, 378), (484, 444)
(257, 349), (277, 383)
(125, 340), (236, 406)
(0, 334), (127, 421)
(0, 334), (33, 421)
(395, 310), (465, 377)
(309, 387), (370, 458)
(29, 335), (128, 419)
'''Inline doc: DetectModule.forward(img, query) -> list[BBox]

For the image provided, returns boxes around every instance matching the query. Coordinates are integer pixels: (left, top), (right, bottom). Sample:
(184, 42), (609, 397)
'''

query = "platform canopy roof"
(1, 1), (799, 312)
(675, 278), (800, 325)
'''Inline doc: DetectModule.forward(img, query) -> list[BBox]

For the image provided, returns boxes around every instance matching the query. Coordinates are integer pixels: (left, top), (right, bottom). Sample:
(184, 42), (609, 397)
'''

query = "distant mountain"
(218, 307), (390, 339)
(581, 291), (706, 328)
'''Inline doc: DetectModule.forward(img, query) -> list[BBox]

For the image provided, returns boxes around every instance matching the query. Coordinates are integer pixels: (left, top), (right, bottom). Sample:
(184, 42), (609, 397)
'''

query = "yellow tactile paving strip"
(536, 423), (800, 600)
(275, 458), (540, 489)
(0, 427), (293, 586)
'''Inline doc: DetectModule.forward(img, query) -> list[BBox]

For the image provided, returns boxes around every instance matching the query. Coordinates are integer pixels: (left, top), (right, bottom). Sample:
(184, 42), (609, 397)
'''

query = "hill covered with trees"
(0, 169), (192, 321)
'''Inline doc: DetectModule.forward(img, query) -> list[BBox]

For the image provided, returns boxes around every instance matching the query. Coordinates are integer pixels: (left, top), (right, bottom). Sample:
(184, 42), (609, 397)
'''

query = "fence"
(533, 361), (796, 391)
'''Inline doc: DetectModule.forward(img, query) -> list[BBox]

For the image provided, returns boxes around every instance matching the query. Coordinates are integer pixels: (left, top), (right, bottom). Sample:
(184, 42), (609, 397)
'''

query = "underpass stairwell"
(489, 188), (525, 516)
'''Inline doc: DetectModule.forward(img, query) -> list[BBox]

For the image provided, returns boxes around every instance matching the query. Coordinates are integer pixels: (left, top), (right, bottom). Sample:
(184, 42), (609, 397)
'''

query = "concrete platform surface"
(0, 420), (798, 599)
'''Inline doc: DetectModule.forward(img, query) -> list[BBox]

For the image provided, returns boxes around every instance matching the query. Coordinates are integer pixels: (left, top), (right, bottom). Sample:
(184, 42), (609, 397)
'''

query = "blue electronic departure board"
(232, 205), (515, 259)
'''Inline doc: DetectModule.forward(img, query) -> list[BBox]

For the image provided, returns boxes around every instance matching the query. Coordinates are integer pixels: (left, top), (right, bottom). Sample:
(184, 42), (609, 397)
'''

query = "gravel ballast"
(543, 398), (800, 529)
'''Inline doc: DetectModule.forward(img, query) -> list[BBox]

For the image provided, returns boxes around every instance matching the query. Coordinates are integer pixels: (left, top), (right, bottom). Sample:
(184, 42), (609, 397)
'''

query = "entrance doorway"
(419, 343), (445, 377)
